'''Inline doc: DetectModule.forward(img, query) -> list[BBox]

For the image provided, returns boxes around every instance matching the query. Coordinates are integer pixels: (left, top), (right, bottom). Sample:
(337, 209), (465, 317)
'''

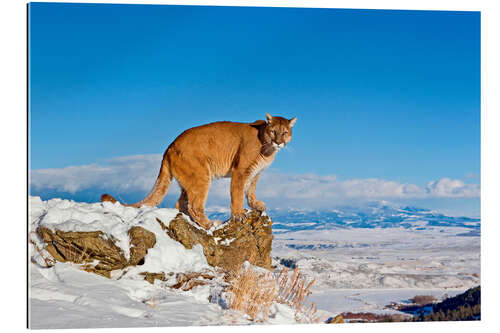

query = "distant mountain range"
(208, 202), (480, 234)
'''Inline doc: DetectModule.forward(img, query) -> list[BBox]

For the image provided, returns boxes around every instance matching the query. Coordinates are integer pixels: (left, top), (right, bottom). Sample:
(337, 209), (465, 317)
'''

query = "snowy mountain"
(208, 202), (480, 234)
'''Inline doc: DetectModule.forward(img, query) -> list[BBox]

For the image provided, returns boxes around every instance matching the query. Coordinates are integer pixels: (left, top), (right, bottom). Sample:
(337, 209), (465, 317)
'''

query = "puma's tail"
(101, 153), (172, 208)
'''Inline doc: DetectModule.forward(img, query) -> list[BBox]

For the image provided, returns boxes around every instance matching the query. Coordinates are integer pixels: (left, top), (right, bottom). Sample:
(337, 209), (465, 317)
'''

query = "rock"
(140, 272), (167, 284)
(326, 315), (344, 324)
(36, 226), (156, 278)
(128, 226), (156, 266)
(171, 272), (215, 290)
(36, 210), (274, 280)
(163, 210), (273, 272)
(140, 271), (216, 290)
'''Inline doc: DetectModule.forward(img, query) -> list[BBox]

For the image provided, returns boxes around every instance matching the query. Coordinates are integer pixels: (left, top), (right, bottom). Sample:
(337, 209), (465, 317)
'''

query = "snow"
(28, 196), (305, 328)
(271, 210), (480, 321)
(29, 262), (226, 329)
(272, 226), (479, 290)
(28, 196), (480, 328)
(30, 196), (209, 273)
(308, 288), (464, 318)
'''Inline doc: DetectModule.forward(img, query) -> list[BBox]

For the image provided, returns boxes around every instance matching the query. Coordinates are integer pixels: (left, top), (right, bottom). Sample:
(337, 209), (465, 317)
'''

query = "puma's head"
(264, 113), (297, 150)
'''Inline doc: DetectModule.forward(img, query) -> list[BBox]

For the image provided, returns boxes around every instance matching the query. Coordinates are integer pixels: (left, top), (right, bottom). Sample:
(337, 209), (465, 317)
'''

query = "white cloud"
(425, 178), (480, 198)
(29, 154), (480, 208)
(30, 154), (168, 194)
(252, 173), (460, 202)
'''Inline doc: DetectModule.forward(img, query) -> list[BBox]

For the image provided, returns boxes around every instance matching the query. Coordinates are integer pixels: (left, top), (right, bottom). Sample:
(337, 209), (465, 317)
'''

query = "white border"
(1, 0), (498, 332)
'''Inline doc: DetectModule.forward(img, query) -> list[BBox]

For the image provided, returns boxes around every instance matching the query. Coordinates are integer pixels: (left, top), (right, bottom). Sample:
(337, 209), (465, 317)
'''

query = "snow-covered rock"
(31, 196), (274, 280)
(165, 209), (273, 273)
(28, 196), (289, 328)
(30, 196), (211, 277)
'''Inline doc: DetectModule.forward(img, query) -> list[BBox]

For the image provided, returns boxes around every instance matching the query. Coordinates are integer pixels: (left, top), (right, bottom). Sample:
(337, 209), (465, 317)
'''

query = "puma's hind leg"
(185, 182), (212, 230)
(175, 172), (212, 230)
(245, 174), (266, 212)
(175, 188), (189, 215)
(170, 151), (212, 230)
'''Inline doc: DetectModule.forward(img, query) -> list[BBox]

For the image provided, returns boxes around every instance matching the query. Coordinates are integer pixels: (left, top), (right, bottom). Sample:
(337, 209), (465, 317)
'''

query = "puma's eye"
(283, 131), (288, 135)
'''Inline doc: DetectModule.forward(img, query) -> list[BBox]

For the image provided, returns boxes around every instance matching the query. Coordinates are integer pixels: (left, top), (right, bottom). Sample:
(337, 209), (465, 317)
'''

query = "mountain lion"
(101, 113), (297, 229)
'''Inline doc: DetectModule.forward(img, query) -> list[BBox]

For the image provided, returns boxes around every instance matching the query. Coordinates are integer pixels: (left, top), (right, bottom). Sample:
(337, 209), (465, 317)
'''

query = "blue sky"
(28, 3), (480, 216)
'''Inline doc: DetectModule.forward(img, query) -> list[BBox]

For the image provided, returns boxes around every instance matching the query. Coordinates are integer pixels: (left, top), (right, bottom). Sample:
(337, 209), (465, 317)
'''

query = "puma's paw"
(252, 200), (267, 212)
(197, 218), (213, 230)
(231, 212), (247, 223)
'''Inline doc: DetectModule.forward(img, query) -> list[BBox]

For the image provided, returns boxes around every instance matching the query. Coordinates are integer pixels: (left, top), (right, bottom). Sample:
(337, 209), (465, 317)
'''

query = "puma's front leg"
(230, 171), (248, 222)
(245, 174), (266, 212)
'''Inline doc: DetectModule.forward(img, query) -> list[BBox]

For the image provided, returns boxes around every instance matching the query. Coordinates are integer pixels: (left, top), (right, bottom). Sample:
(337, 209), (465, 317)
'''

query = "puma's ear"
(265, 113), (273, 123)
(289, 117), (297, 128)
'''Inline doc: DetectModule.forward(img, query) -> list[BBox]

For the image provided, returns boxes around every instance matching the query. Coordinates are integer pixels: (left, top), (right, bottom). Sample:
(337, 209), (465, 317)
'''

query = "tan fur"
(101, 114), (296, 230)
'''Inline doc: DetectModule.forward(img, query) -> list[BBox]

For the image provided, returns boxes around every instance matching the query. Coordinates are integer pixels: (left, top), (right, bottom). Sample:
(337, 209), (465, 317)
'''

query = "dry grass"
(227, 266), (277, 321)
(276, 267), (318, 322)
(227, 265), (318, 323)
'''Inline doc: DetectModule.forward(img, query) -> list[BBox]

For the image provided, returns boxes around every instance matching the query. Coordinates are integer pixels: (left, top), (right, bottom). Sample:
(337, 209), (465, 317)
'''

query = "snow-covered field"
(28, 197), (480, 328)
(273, 227), (479, 290)
(270, 204), (480, 319)
(272, 228), (479, 317)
